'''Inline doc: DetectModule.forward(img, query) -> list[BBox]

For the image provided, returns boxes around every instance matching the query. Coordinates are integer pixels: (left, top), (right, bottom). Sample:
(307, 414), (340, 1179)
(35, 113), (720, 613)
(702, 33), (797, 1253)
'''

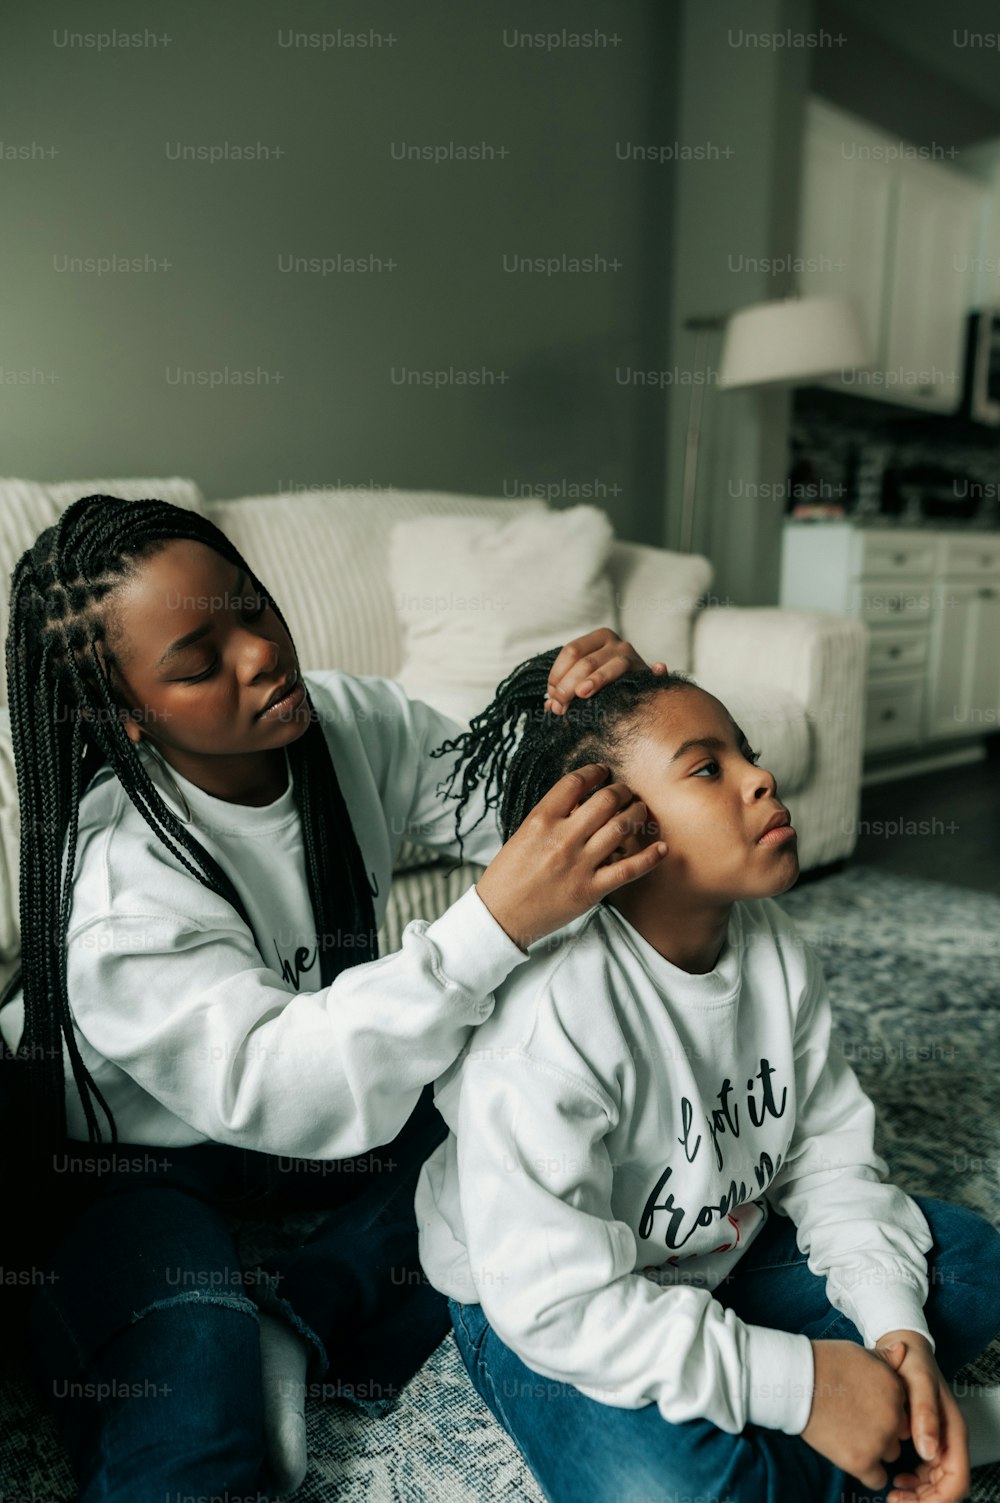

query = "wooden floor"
(817, 743), (1000, 897)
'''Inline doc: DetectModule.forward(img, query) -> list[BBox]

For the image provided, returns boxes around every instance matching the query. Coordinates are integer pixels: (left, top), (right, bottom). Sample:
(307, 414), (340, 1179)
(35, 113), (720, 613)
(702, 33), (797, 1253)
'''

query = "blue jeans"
(22, 1086), (450, 1502)
(449, 1195), (1000, 1503)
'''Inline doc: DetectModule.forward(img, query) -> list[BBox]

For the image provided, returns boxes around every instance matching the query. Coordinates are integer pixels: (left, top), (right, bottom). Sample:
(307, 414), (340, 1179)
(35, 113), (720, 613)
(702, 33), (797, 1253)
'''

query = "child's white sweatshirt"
(415, 896), (936, 1439)
(0, 671), (526, 1154)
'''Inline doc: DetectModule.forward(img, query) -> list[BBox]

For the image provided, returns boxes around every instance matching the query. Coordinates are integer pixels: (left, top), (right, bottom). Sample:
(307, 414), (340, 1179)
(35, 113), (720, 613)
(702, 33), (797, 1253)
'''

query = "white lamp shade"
(717, 295), (872, 389)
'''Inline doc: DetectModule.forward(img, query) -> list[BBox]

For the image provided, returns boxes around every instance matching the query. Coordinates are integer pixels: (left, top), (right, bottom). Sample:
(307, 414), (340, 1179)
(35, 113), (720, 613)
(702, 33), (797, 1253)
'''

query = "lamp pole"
(678, 314), (726, 555)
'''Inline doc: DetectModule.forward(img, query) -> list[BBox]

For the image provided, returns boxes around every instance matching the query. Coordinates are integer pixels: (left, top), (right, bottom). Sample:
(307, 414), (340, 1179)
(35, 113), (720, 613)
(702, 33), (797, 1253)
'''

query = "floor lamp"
(677, 294), (871, 555)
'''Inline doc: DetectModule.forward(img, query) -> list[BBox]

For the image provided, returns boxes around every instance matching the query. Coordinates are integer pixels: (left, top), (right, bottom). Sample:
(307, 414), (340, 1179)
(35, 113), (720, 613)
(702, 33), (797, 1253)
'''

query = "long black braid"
(430, 646), (692, 865)
(0, 494), (378, 1170)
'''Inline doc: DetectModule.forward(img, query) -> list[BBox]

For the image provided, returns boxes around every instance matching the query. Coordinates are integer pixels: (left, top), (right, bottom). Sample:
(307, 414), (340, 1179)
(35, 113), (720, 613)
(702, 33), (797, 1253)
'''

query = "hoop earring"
(145, 744), (193, 825)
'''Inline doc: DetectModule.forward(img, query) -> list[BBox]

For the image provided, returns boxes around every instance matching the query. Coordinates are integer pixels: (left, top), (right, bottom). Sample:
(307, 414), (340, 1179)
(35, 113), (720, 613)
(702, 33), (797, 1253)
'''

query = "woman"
(0, 493), (668, 1498)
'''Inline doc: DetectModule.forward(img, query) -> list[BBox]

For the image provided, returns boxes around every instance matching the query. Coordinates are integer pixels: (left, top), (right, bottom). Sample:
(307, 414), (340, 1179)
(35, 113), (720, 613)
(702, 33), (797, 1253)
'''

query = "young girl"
(0, 494), (669, 1499)
(416, 647), (1000, 1503)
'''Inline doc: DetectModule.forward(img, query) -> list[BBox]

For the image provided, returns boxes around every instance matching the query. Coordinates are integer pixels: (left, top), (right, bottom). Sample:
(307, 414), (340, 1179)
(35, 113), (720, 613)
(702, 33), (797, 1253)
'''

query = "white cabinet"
(780, 523), (1000, 757)
(925, 582), (1000, 739)
(798, 99), (984, 413)
(883, 162), (982, 411)
(798, 101), (893, 368)
(798, 100), (893, 387)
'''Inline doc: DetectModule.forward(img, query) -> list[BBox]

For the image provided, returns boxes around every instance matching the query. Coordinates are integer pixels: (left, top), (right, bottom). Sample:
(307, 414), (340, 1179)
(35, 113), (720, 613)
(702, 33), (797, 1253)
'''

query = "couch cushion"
(203, 489), (547, 682)
(0, 477), (206, 707)
(686, 673), (812, 794)
(605, 540), (713, 675)
(388, 506), (617, 727)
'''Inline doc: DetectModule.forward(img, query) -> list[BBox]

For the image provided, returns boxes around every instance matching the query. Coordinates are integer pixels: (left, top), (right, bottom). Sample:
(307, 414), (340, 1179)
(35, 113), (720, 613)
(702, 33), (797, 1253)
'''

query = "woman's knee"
(51, 1298), (267, 1499)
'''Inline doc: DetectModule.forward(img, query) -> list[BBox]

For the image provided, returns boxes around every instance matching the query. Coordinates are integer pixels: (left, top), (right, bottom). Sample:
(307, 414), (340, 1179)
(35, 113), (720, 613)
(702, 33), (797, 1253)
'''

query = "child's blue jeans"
(21, 1085), (450, 1502)
(449, 1194), (1000, 1503)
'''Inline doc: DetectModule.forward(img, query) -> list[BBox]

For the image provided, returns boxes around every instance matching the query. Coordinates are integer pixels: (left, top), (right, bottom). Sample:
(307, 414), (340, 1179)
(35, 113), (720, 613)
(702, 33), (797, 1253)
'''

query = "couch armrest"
(692, 607), (870, 868)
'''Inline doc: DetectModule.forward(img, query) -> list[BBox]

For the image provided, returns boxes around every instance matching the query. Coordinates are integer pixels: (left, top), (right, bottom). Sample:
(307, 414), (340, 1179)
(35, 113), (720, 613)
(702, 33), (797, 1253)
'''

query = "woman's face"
(616, 685), (800, 903)
(103, 537), (312, 759)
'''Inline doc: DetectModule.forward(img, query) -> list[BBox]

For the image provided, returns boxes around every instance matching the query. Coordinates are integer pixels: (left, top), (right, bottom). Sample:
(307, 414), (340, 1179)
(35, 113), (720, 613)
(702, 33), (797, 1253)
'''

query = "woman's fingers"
(546, 629), (664, 714)
(535, 763), (614, 820)
(592, 839), (669, 896)
(586, 796), (659, 866)
(569, 777), (645, 844)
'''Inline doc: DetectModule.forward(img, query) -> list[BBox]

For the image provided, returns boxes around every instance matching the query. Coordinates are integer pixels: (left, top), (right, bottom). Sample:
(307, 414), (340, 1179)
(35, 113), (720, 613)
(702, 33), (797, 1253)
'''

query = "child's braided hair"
(430, 646), (693, 865)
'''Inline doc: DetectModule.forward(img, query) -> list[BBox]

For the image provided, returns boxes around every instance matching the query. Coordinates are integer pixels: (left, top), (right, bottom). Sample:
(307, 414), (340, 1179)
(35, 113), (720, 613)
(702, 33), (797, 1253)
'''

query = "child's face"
(615, 685), (799, 903)
(102, 538), (312, 756)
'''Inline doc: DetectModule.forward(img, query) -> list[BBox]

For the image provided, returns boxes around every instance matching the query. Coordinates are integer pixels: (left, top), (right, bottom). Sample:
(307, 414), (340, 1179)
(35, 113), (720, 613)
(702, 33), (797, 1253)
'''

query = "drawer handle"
(888, 645), (903, 657)
(893, 553), (907, 565)
(979, 587), (997, 599)
(881, 708), (897, 721)
(888, 598), (903, 611)
(981, 556), (993, 567)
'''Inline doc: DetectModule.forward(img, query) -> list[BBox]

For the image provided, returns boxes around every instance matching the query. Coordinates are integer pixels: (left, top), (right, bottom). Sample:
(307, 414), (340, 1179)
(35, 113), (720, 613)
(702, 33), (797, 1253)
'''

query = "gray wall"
(663, 0), (814, 608)
(1, 0), (676, 544)
(815, 0), (1000, 151)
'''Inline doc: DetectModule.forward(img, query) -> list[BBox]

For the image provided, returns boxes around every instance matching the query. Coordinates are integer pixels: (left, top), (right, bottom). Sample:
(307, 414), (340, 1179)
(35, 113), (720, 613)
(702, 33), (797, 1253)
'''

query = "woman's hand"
(877, 1333), (971, 1503)
(476, 763), (667, 952)
(543, 628), (668, 715)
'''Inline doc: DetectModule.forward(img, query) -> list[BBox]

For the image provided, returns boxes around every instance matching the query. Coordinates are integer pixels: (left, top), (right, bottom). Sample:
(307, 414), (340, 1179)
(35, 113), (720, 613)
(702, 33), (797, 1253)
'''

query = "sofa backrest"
(204, 488), (547, 680)
(205, 488), (715, 681)
(0, 476), (715, 697)
(0, 477), (715, 962)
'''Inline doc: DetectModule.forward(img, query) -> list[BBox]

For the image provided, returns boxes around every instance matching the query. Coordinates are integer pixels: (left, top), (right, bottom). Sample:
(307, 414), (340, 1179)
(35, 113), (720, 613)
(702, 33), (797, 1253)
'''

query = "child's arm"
(763, 942), (935, 1351)
(759, 925), (972, 1499)
(436, 1046), (815, 1439)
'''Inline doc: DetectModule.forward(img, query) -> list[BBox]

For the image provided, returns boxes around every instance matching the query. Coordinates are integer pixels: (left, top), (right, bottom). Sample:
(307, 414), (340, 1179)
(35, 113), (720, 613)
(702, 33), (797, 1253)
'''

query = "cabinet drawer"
(941, 536), (1000, 576)
(857, 535), (938, 577)
(864, 677), (924, 752)
(868, 628), (929, 675)
(850, 578), (934, 624)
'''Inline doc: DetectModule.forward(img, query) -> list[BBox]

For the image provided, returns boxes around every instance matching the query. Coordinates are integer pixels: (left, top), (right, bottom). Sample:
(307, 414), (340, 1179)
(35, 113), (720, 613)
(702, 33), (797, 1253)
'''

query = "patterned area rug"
(1, 864), (998, 1501)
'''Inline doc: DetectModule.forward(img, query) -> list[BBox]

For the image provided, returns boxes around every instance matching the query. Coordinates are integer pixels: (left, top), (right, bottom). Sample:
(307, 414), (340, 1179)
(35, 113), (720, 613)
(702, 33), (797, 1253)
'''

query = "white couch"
(0, 476), (869, 971)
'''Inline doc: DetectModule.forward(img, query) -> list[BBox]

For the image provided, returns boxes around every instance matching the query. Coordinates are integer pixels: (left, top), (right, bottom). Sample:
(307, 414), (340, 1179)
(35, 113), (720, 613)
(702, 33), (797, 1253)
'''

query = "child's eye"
(243, 595), (267, 619)
(179, 660), (218, 684)
(745, 746), (761, 765)
(693, 759), (720, 777)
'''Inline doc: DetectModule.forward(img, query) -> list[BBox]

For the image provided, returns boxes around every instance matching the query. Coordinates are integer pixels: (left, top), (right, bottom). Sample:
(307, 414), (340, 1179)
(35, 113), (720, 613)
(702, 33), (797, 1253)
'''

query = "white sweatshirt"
(0, 671), (527, 1154)
(415, 896), (936, 1438)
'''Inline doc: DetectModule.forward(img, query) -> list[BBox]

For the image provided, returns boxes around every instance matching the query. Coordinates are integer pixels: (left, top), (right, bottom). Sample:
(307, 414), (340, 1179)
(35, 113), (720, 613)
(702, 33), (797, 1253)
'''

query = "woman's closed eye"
(175, 597), (268, 683)
(178, 660), (218, 684)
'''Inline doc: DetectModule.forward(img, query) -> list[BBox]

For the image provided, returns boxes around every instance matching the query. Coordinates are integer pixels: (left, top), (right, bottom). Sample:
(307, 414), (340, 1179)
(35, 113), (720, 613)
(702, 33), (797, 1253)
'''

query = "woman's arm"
(65, 889), (526, 1159)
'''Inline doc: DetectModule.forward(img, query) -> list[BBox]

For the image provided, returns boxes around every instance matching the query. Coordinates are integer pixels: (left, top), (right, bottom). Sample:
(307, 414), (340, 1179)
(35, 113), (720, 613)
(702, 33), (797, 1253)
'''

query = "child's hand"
(543, 629), (668, 715)
(800, 1338), (912, 1491)
(875, 1333), (971, 1503)
(475, 763), (667, 951)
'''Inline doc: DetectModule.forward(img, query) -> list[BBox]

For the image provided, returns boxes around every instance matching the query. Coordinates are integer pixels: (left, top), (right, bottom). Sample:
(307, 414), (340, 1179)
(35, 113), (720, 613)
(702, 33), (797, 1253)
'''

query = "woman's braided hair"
(1, 494), (378, 1165)
(430, 646), (692, 865)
